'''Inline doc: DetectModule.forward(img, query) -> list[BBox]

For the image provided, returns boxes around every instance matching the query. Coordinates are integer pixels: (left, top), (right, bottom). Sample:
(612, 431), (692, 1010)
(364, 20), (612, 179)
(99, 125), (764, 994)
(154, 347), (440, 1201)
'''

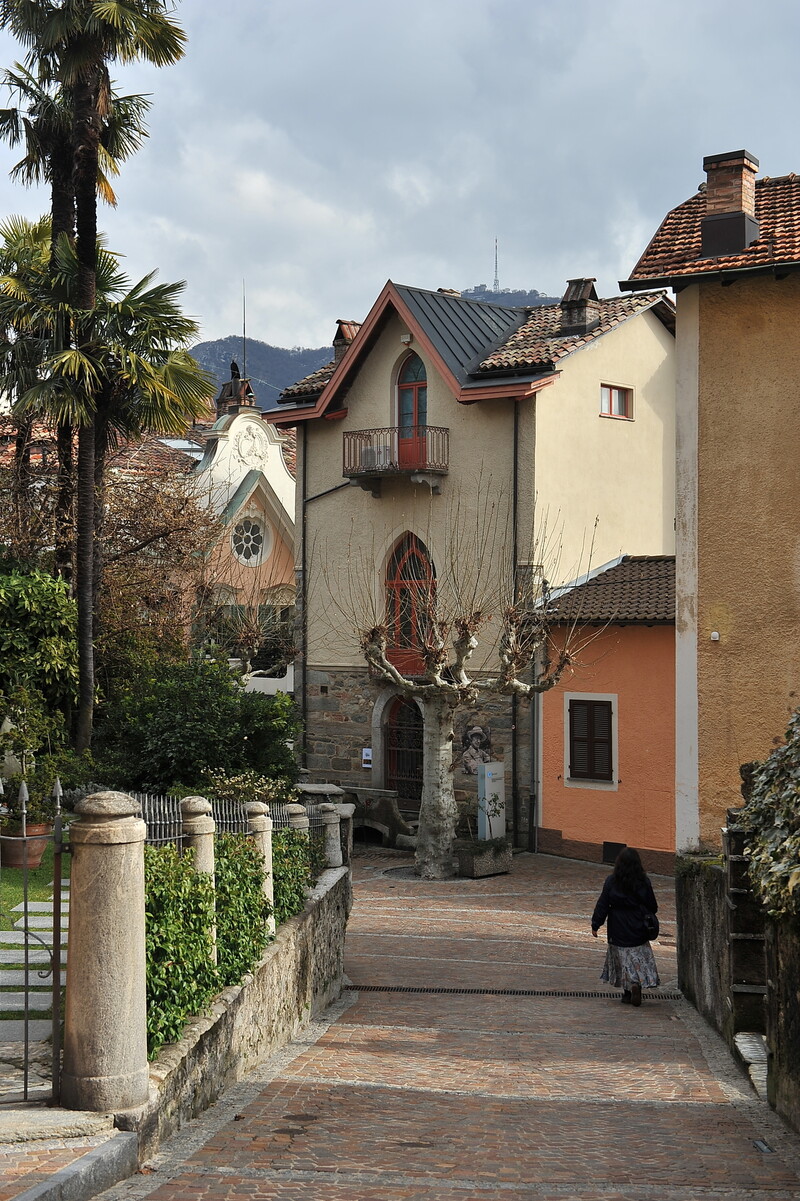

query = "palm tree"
(0, 61), (152, 580)
(0, 0), (187, 748)
(0, 218), (213, 674)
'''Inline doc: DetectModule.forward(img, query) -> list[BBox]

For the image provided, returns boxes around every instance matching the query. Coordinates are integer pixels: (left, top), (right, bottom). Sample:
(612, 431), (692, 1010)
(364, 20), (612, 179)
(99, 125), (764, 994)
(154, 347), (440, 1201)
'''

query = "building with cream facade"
(275, 279), (676, 858)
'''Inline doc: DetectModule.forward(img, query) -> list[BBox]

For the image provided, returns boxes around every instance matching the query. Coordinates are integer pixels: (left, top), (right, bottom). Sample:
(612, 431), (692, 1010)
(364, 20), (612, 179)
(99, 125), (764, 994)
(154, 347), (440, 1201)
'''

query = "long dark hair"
(613, 847), (647, 894)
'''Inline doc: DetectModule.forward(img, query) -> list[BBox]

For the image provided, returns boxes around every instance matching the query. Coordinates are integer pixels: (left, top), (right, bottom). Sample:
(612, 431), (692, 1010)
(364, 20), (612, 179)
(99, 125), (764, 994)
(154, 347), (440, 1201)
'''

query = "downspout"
(299, 429), (351, 770)
(529, 677), (540, 853)
(511, 402), (519, 846)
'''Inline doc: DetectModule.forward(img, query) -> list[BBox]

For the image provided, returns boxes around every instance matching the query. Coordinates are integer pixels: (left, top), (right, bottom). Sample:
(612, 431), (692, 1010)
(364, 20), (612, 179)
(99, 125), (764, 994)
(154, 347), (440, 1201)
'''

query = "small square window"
(600, 384), (633, 420)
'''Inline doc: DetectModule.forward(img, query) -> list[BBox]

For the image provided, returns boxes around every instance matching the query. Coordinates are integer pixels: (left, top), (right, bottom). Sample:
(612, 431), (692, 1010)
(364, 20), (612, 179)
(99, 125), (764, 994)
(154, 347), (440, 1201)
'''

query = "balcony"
(343, 426), (449, 495)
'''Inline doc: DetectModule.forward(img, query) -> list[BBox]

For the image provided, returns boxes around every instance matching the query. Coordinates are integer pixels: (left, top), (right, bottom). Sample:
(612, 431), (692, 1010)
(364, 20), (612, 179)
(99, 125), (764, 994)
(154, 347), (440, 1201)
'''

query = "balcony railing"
(343, 426), (449, 478)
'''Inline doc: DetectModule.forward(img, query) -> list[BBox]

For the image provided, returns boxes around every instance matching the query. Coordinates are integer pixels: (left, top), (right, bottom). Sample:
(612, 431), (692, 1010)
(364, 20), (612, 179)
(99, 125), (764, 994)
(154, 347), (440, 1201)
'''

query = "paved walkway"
(86, 853), (800, 1198)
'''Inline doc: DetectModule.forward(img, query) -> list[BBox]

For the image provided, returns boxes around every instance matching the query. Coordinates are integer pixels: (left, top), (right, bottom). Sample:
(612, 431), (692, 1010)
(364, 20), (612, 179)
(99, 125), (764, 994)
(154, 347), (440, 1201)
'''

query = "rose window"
(232, 517), (266, 565)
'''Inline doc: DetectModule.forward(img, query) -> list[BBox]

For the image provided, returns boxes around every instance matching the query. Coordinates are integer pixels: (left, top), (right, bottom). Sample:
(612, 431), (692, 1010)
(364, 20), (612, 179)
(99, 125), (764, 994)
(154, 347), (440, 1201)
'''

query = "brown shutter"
(569, 699), (613, 781)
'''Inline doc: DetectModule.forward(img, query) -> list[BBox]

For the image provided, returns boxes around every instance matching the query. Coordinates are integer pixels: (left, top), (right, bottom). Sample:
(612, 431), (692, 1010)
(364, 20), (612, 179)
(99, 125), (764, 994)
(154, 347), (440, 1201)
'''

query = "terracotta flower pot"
(0, 823), (53, 869)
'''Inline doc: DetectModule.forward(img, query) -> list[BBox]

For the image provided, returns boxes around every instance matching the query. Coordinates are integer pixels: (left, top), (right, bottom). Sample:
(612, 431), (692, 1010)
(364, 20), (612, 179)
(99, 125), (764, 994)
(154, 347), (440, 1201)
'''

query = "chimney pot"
(560, 278), (601, 335)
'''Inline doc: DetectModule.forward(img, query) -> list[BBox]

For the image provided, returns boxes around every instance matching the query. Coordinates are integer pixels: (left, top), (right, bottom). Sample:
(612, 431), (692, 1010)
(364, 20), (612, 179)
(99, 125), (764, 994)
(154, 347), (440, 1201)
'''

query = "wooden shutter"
(569, 699), (613, 781)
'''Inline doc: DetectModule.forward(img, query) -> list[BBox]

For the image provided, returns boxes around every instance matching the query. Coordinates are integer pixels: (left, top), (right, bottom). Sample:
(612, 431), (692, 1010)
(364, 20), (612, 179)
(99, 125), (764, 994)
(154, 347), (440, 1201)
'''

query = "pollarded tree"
(321, 495), (596, 879)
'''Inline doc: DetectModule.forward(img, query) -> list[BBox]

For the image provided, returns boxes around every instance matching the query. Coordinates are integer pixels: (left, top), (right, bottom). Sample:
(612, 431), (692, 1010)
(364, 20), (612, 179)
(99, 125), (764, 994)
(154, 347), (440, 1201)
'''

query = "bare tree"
(316, 487), (598, 880)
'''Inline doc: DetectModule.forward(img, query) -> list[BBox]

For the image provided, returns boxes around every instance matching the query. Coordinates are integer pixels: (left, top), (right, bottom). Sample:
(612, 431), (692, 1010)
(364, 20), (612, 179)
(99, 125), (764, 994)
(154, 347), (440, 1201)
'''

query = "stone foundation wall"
(115, 867), (351, 1161)
(539, 826), (675, 876)
(304, 667), (533, 838)
(675, 857), (730, 1043)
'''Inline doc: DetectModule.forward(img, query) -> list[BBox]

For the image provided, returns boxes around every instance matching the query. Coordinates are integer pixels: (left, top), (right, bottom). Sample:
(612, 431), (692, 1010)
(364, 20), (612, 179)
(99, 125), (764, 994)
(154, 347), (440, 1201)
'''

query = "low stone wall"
(766, 918), (800, 1134)
(675, 856), (731, 1043)
(115, 866), (351, 1161)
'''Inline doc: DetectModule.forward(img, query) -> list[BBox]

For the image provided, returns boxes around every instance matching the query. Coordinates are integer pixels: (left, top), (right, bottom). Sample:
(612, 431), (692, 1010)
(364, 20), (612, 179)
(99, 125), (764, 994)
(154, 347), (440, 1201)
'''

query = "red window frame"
(385, 533), (435, 676)
(600, 384), (633, 420)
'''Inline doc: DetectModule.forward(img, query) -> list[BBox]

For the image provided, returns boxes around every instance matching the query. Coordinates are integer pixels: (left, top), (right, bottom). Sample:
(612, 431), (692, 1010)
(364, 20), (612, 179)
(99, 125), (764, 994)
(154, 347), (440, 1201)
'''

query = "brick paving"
(97, 850), (800, 1201)
(0, 1135), (113, 1201)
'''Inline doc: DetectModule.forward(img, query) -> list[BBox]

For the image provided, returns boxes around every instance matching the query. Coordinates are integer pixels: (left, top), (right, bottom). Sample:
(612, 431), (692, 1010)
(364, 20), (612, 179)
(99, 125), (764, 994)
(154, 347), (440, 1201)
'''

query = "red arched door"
(385, 696), (423, 804)
(397, 353), (427, 468)
(386, 533), (434, 677)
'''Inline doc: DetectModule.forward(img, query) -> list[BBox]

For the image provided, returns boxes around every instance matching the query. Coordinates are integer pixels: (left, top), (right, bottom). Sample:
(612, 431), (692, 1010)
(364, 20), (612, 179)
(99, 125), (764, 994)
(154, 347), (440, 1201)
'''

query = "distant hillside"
(191, 336), (331, 410)
(461, 285), (559, 307)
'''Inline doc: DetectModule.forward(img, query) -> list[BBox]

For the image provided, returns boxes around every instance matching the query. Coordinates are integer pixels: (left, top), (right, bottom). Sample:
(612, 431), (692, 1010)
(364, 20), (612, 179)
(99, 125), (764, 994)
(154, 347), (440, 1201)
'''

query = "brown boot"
(631, 983), (642, 1007)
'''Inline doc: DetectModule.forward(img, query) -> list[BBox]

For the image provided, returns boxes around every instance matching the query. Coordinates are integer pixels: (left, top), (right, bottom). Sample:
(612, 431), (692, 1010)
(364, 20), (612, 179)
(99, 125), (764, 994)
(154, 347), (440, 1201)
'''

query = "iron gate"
(0, 786), (65, 1105)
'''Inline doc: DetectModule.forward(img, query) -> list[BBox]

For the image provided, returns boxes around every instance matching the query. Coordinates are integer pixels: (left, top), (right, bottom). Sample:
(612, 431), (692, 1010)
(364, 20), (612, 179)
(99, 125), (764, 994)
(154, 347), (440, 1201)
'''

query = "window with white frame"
(563, 692), (618, 789)
(600, 383), (633, 420)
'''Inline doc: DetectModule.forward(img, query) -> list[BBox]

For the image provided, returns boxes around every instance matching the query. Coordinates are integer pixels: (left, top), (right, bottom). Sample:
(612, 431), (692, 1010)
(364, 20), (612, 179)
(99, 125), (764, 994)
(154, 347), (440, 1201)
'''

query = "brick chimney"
(700, 150), (760, 258)
(560, 279), (601, 335)
(333, 319), (359, 364)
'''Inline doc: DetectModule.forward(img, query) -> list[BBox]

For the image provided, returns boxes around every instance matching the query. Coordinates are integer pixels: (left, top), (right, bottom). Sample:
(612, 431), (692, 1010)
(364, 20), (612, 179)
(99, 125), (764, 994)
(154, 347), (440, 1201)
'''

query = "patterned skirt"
(601, 942), (660, 990)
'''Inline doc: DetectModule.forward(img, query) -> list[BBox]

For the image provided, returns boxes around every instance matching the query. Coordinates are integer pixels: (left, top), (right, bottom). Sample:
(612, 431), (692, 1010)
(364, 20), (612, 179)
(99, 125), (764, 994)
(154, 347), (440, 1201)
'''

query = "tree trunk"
(51, 150), (76, 584)
(415, 698), (459, 880)
(54, 421), (74, 583)
(75, 421), (95, 750)
(72, 71), (101, 749)
(12, 414), (33, 557)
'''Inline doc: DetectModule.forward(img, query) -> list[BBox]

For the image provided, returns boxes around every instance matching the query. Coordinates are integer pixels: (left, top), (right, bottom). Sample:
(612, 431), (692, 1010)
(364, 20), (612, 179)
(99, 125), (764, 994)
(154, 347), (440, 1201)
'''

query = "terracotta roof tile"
(627, 174), (800, 281)
(547, 555), (675, 626)
(478, 293), (670, 372)
(279, 428), (297, 477)
(280, 359), (338, 400)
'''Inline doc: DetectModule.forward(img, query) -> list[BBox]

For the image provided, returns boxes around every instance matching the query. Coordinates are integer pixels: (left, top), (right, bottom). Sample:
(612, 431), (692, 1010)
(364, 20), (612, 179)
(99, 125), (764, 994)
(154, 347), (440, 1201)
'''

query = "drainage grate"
(347, 985), (683, 1000)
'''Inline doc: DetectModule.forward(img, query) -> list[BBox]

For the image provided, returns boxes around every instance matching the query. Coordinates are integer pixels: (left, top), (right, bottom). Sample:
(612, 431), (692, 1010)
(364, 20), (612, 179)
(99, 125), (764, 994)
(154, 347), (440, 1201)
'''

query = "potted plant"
(454, 790), (513, 878)
(0, 685), (65, 868)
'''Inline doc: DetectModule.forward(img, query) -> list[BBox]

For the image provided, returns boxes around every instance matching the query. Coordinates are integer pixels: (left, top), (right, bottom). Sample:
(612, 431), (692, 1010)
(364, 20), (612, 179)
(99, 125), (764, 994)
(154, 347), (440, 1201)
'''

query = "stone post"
(334, 802), (356, 866)
(286, 802), (310, 838)
(180, 796), (217, 963)
(246, 801), (275, 936)
(318, 803), (343, 868)
(61, 792), (148, 1112)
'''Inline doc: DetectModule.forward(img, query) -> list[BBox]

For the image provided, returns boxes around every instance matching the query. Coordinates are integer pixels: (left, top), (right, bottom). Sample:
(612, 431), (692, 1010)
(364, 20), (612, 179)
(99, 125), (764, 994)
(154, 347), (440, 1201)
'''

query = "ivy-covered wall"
(766, 919), (800, 1134)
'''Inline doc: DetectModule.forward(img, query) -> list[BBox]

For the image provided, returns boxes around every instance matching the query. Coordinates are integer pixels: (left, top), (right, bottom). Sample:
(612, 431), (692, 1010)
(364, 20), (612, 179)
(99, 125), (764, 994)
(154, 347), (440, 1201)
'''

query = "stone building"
(274, 278), (676, 857)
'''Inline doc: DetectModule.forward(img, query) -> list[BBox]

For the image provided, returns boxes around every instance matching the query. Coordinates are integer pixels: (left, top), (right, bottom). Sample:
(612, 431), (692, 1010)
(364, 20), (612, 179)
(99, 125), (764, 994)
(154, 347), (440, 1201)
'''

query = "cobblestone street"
(99, 851), (800, 1201)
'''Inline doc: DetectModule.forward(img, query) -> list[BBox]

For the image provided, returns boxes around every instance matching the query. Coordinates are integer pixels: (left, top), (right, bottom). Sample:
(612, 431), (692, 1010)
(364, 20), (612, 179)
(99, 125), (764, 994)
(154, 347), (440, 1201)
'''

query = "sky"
(0, 0), (798, 355)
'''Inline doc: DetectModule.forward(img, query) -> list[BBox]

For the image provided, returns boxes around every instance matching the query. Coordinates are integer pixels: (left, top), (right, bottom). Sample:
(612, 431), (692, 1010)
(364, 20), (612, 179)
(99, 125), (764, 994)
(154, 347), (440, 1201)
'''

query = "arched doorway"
(385, 696), (423, 806)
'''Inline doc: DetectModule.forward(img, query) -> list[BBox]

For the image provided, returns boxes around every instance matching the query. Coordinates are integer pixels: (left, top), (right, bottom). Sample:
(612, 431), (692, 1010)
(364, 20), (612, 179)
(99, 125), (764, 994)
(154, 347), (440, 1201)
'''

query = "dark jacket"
(591, 874), (658, 947)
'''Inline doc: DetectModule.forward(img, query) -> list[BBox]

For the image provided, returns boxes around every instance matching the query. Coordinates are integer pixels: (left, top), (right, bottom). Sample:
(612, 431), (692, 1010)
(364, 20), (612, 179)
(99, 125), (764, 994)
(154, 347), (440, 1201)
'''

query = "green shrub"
(739, 707), (800, 918)
(200, 769), (296, 808)
(272, 829), (312, 926)
(0, 569), (78, 711)
(94, 658), (300, 791)
(144, 844), (218, 1058)
(215, 834), (272, 986)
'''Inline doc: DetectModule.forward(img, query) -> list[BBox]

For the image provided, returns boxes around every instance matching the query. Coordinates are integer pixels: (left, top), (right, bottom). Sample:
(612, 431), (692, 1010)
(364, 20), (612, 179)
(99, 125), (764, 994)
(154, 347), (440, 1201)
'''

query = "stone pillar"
(180, 796), (215, 875)
(180, 796), (217, 963)
(286, 802), (310, 838)
(61, 792), (148, 1112)
(246, 801), (275, 936)
(334, 802), (356, 866)
(319, 803), (343, 868)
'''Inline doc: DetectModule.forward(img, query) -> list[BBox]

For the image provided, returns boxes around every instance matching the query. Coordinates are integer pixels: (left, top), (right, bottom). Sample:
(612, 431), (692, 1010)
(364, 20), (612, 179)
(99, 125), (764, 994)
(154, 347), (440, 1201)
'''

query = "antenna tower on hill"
(493, 238), (500, 293)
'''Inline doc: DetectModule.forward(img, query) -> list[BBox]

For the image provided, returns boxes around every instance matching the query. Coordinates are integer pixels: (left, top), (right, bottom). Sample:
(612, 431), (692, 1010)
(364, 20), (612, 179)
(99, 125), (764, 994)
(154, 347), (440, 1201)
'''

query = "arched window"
(386, 533), (435, 677)
(397, 353), (427, 468)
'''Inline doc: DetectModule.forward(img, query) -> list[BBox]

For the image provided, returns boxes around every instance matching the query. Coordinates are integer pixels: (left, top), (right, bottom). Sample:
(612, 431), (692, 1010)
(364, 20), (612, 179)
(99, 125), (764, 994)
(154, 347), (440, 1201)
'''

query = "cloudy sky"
(0, 0), (797, 356)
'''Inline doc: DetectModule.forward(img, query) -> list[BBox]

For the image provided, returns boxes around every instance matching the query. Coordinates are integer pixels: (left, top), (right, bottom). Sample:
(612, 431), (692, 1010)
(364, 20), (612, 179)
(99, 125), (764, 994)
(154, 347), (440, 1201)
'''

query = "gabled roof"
(547, 555), (675, 626)
(274, 280), (673, 427)
(622, 173), (800, 287)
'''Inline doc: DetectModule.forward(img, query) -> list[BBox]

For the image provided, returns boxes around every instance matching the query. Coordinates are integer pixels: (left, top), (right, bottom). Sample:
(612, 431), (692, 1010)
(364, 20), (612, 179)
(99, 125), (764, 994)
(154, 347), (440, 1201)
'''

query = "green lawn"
(0, 840), (70, 933)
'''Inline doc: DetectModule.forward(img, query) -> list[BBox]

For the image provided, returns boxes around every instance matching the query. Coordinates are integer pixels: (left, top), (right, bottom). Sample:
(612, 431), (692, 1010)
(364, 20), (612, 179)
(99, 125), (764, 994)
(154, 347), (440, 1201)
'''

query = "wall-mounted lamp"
(400, 332), (412, 344)
(710, 631), (720, 641)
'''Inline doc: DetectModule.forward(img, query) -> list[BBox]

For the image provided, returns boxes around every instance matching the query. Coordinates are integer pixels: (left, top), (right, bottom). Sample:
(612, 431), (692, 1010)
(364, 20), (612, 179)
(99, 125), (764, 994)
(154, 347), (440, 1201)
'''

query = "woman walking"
(591, 847), (660, 1006)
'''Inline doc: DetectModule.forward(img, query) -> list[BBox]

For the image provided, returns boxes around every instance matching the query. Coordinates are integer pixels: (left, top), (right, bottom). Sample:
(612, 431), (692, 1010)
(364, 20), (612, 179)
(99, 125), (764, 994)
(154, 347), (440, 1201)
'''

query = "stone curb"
(12, 1131), (138, 1201)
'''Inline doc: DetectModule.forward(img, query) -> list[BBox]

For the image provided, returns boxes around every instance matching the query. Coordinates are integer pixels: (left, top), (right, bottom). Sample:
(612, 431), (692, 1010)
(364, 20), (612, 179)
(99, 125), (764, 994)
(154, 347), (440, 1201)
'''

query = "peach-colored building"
(539, 555), (675, 874)
(623, 150), (800, 850)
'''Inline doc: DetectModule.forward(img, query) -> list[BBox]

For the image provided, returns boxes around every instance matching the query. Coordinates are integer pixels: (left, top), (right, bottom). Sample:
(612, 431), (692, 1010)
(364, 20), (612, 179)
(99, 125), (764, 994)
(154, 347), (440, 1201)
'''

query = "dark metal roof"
(393, 285), (524, 386)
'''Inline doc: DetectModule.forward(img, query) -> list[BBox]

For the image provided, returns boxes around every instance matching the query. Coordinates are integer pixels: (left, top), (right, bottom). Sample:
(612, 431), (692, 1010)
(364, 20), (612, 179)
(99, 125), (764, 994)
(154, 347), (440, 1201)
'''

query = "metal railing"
(136, 791), (326, 849)
(343, 426), (449, 477)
